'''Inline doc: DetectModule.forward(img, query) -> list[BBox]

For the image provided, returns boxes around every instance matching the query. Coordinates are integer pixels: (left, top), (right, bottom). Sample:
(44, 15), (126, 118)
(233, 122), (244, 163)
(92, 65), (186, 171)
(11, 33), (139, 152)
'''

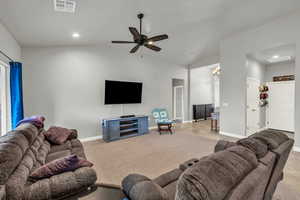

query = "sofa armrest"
(122, 174), (168, 200)
(0, 185), (5, 200)
(68, 129), (78, 140)
(214, 140), (236, 152)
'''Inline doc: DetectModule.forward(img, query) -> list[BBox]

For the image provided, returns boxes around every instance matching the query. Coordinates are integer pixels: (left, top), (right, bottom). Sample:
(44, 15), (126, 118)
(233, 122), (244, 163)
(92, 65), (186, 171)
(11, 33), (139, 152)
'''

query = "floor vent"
(54, 0), (76, 13)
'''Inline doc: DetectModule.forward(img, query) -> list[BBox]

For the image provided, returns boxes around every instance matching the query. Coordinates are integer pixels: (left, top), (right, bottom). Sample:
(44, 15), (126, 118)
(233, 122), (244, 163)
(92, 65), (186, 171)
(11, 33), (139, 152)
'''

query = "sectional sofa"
(0, 123), (97, 200)
(122, 129), (294, 200)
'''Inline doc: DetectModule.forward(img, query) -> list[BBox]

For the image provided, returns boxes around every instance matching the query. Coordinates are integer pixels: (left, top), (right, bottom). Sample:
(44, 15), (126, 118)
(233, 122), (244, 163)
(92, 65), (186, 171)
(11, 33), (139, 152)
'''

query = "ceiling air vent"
(54, 0), (76, 13)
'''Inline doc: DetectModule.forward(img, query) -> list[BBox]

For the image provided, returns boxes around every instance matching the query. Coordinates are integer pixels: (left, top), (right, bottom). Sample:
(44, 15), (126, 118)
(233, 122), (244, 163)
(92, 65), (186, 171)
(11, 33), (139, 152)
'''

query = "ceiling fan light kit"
(112, 13), (169, 54)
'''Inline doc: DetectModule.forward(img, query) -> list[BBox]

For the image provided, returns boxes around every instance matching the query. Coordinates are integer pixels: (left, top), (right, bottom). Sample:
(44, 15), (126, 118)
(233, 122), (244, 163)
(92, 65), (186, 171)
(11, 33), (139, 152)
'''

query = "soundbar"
(120, 115), (136, 118)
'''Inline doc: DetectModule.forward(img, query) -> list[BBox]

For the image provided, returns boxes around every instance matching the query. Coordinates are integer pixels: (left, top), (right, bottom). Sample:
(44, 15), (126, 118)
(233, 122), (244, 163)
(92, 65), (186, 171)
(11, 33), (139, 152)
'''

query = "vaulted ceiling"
(1, 0), (300, 66)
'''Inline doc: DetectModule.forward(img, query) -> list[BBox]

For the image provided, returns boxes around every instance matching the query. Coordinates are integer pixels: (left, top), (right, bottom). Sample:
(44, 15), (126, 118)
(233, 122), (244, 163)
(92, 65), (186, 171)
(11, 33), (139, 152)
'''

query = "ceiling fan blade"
(147, 34), (168, 42)
(112, 41), (135, 44)
(144, 44), (161, 52)
(129, 27), (141, 40)
(130, 45), (140, 53)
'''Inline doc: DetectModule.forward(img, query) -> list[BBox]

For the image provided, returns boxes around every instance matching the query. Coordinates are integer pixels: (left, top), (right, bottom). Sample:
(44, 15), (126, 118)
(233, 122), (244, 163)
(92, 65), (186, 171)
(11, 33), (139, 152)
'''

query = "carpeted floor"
(83, 121), (300, 200)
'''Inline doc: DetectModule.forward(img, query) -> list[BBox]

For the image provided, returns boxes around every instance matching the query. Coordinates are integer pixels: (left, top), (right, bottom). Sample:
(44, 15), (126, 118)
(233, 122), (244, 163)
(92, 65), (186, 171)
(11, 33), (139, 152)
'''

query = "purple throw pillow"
(44, 126), (74, 145)
(16, 115), (46, 129)
(30, 155), (93, 180)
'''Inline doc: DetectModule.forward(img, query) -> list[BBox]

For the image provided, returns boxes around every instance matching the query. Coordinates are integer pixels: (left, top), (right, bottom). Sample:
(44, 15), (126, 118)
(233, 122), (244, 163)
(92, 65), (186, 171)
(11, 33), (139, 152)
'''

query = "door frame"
(173, 86), (184, 121)
(0, 60), (9, 135)
(246, 77), (261, 136)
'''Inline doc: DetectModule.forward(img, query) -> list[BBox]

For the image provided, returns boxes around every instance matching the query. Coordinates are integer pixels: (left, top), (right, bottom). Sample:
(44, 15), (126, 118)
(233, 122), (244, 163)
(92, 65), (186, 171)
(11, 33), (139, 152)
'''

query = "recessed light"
(272, 55), (280, 59)
(72, 32), (80, 38)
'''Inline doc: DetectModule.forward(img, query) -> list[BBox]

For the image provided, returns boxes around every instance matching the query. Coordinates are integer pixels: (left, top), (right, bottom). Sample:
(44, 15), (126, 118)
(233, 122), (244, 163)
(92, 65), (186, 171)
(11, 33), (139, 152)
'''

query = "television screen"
(105, 80), (143, 104)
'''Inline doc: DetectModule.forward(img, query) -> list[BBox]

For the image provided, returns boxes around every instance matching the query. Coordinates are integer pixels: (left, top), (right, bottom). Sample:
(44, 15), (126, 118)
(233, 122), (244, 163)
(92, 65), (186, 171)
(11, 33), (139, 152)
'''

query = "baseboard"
(293, 146), (300, 152)
(183, 120), (193, 123)
(149, 126), (157, 130)
(80, 135), (103, 142)
(219, 132), (246, 139)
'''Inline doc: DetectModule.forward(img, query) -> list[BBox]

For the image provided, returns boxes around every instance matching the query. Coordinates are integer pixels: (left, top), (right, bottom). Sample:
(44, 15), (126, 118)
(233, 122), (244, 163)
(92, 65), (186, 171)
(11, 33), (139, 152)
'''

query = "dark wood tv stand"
(102, 116), (149, 142)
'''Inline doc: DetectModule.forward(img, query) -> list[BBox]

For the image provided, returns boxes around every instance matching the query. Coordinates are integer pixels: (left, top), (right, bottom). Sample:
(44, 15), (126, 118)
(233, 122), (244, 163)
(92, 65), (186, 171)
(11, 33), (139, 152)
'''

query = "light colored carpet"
(83, 121), (300, 200)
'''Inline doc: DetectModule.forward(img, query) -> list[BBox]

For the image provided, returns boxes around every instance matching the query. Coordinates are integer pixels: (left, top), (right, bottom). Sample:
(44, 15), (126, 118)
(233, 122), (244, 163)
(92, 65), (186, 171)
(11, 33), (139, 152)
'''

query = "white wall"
(0, 23), (21, 62)
(190, 66), (214, 119)
(22, 46), (188, 139)
(0, 22), (21, 132)
(247, 58), (266, 83)
(220, 11), (300, 149)
(265, 60), (295, 82)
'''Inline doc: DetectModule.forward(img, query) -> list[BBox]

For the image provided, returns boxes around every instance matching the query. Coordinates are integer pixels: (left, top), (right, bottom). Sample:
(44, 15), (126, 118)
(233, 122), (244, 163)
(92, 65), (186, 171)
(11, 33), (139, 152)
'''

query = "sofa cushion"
(251, 130), (289, 150)
(154, 168), (183, 188)
(214, 140), (236, 152)
(0, 128), (36, 185)
(176, 146), (258, 200)
(237, 138), (268, 158)
(30, 155), (93, 180)
(24, 167), (97, 200)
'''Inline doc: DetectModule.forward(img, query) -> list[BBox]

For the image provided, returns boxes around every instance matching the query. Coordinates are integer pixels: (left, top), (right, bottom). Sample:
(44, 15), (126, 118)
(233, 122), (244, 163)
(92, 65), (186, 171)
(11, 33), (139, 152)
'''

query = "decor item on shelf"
(152, 108), (175, 134)
(259, 84), (269, 107)
(273, 75), (295, 82)
(112, 13), (169, 54)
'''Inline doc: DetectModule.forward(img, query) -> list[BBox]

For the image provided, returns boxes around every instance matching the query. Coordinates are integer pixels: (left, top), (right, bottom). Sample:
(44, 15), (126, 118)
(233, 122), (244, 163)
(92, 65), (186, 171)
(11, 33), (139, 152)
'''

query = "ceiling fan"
(112, 13), (169, 53)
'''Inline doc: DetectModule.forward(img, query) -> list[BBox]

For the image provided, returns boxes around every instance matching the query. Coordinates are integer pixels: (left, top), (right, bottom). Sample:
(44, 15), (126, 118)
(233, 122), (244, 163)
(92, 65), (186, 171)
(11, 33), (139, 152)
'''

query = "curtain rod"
(0, 50), (14, 62)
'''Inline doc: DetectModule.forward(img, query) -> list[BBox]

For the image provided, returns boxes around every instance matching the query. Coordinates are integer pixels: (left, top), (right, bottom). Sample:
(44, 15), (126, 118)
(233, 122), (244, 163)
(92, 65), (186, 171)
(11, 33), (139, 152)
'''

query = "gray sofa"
(0, 123), (97, 200)
(122, 129), (294, 200)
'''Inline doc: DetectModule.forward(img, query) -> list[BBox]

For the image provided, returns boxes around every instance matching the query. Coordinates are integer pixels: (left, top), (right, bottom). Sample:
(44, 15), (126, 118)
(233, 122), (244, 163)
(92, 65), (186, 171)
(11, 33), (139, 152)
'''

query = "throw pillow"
(44, 126), (75, 145)
(30, 155), (93, 180)
(16, 116), (46, 129)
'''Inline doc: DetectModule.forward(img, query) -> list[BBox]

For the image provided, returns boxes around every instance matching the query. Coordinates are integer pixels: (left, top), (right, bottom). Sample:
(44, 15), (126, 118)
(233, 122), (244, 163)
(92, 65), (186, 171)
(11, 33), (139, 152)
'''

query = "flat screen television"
(105, 80), (143, 104)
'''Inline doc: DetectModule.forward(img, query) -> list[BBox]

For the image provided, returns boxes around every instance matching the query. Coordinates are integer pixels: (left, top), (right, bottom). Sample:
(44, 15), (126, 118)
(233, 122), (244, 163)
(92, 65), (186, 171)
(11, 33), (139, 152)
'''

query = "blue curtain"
(10, 62), (24, 129)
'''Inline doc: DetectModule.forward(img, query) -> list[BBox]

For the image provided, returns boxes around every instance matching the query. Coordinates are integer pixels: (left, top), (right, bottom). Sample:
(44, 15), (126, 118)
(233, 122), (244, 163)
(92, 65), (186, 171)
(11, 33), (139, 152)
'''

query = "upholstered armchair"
(152, 108), (175, 134)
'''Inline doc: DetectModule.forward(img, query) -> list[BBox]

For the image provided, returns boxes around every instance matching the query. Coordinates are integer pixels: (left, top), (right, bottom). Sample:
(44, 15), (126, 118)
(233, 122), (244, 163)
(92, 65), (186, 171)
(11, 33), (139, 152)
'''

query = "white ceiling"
(1, 0), (300, 65)
(249, 44), (296, 65)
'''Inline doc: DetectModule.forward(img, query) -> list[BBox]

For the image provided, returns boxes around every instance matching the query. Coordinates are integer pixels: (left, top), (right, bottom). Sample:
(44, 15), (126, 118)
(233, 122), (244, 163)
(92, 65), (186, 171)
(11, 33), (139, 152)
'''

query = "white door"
(267, 81), (295, 132)
(173, 86), (184, 121)
(246, 78), (261, 135)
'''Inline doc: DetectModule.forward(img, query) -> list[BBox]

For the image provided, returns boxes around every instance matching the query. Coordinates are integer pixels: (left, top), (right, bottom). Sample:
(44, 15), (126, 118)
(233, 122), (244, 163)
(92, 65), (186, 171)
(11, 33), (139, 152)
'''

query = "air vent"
(54, 0), (76, 13)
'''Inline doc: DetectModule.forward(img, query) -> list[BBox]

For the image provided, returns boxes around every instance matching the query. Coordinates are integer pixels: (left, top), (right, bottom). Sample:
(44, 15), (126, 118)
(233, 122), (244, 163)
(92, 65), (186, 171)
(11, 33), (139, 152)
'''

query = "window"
(0, 61), (9, 135)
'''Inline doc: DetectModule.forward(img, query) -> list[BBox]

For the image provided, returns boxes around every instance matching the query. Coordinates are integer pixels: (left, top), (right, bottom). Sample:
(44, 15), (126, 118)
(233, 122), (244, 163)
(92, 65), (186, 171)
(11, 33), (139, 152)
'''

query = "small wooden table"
(64, 184), (127, 200)
(158, 123), (174, 134)
(211, 112), (219, 132)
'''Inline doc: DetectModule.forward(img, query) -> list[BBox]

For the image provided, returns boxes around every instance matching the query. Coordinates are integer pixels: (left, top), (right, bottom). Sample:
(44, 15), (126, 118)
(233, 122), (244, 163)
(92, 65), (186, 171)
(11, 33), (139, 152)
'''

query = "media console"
(102, 115), (149, 142)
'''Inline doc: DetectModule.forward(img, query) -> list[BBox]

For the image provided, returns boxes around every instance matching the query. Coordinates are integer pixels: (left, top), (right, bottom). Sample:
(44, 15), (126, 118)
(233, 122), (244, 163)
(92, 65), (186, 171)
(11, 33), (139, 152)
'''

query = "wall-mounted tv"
(105, 80), (143, 104)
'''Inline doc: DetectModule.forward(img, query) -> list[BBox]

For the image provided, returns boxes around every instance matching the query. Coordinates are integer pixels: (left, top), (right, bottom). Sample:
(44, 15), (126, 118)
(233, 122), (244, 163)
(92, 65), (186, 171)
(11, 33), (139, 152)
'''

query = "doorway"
(172, 79), (184, 122)
(246, 78), (261, 135)
(245, 44), (296, 137)
(174, 86), (184, 121)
